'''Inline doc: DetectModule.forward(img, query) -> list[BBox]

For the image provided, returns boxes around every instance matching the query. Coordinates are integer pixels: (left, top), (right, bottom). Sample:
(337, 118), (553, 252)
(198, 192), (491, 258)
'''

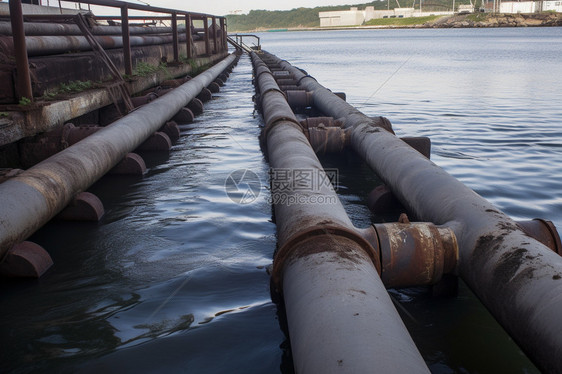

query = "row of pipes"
(0, 53), (240, 277)
(3, 0), (228, 102)
(251, 50), (562, 373)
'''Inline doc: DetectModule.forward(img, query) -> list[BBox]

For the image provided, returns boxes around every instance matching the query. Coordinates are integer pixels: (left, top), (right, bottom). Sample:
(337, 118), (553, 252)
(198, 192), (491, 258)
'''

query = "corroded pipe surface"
(0, 33), (192, 56)
(262, 50), (562, 373)
(252, 52), (430, 374)
(0, 54), (237, 260)
(0, 21), (189, 36)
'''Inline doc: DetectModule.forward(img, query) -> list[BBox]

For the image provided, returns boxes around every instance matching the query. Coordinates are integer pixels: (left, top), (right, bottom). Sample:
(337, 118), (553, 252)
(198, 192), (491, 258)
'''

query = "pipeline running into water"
(252, 51), (439, 373)
(253, 50), (562, 373)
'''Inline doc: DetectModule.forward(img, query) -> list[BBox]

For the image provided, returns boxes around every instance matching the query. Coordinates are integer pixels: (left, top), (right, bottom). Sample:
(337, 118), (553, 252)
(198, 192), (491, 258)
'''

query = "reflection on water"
(260, 27), (562, 373)
(2, 28), (562, 373)
(0, 56), (285, 373)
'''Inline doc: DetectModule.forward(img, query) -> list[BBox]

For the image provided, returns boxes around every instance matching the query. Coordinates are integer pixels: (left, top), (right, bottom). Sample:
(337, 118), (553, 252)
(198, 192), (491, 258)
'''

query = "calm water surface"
(1, 28), (561, 373)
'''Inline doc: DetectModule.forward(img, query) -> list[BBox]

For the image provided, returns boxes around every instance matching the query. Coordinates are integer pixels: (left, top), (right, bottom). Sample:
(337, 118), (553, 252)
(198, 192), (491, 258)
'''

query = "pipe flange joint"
(262, 117), (304, 140)
(260, 87), (287, 99)
(271, 225), (381, 292)
(254, 66), (274, 81)
(297, 74), (317, 86)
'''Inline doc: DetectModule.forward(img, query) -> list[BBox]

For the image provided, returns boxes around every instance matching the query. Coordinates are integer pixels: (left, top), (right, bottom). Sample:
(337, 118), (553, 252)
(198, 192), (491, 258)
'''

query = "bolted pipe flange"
(276, 78), (297, 86)
(286, 90), (312, 111)
(272, 70), (291, 78)
(300, 117), (343, 129)
(517, 219), (562, 255)
(334, 92), (346, 101)
(401, 137), (431, 159)
(279, 85), (300, 92)
(271, 225), (381, 292)
(374, 222), (459, 289)
(308, 127), (348, 155)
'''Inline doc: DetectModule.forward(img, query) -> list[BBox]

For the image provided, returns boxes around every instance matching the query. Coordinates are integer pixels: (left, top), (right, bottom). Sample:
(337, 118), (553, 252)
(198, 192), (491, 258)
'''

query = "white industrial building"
(319, 7), (372, 27)
(499, 0), (562, 13)
(319, 1), (561, 26)
(319, 6), (452, 26)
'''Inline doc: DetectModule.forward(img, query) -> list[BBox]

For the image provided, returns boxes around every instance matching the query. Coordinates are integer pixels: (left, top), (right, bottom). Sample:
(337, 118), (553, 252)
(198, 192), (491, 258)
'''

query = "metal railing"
(228, 33), (260, 53)
(4, 0), (228, 102)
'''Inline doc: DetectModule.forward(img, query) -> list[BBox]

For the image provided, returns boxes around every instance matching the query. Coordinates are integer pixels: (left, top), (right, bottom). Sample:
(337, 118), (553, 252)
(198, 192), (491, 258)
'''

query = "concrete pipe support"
(261, 51), (562, 373)
(251, 52), (430, 374)
(0, 53), (237, 260)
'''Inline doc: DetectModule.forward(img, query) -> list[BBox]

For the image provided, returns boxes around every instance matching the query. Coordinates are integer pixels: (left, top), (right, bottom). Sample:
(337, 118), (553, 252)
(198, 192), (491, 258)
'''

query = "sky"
(56, 0), (360, 17)
(131, 1), (358, 16)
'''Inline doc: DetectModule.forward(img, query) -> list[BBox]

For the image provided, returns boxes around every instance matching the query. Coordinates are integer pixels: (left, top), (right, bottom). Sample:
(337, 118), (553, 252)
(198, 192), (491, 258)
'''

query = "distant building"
(319, 7), (372, 27)
(319, 1), (560, 25)
(543, 0), (562, 11)
(319, 6), (452, 26)
(498, 1), (562, 13)
(500, 1), (539, 13)
(457, 4), (475, 13)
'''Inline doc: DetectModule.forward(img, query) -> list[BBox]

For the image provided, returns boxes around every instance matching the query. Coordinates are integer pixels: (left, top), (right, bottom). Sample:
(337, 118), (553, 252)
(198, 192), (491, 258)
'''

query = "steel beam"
(8, 0), (33, 101)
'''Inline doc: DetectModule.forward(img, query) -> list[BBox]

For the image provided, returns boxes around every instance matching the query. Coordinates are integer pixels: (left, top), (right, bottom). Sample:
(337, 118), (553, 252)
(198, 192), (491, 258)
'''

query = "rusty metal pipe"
(0, 33), (193, 57)
(251, 52), (430, 374)
(0, 22), (189, 36)
(263, 51), (562, 373)
(0, 53), (237, 260)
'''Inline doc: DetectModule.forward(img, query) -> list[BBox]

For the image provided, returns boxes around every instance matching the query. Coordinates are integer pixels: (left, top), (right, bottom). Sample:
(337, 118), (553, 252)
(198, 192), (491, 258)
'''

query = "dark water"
(2, 28), (561, 373)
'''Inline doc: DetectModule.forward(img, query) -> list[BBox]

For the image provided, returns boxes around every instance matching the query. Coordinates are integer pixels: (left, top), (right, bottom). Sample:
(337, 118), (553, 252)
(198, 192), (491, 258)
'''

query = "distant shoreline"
(234, 13), (562, 33)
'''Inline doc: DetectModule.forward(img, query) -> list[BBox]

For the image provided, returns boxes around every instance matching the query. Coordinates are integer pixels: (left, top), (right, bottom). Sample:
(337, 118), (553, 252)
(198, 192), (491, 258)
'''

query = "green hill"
(225, 0), (478, 31)
(225, 2), (381, 31)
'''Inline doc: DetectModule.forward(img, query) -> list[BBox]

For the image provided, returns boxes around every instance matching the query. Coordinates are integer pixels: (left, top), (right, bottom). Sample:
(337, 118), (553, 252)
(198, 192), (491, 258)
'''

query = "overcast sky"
(93, 0), (357, 16)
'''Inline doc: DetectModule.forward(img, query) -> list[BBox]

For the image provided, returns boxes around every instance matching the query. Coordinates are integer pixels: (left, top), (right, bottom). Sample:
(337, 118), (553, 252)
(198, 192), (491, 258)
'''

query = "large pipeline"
(0, 53), (237, 260)
(0, 32), (210, 57)
(263, 51), (562, 373)
(251, 52), (431, 373)
(0, 21), (189, 36)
